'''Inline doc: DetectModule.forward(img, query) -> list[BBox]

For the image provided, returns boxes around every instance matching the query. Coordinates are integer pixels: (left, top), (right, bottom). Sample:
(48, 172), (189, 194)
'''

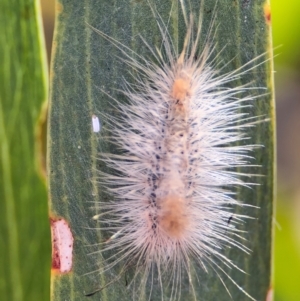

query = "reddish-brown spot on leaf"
(50, 217), (74, 273)
(264, 3), (271, 25)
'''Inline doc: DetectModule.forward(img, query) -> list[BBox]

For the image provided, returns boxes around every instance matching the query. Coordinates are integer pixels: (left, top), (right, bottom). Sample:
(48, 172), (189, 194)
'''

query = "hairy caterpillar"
(87, 1), (269, 300)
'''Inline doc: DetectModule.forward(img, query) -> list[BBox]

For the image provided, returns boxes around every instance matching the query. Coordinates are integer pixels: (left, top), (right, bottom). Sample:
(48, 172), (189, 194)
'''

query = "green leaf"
(0, 0), (50, 301)
(48, 0), (275, 300)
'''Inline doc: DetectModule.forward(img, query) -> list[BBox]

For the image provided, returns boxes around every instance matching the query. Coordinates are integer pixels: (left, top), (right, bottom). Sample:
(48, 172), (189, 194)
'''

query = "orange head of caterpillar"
(171, 77), (191, 102)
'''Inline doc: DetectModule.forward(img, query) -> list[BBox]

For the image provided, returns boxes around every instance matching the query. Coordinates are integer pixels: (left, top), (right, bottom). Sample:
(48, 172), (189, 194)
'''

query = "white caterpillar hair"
(89, 1), (264, 300)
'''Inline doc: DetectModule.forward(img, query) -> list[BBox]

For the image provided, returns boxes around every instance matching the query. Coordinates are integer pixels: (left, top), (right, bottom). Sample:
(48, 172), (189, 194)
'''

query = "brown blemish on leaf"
(56, 1), (63, 14)
(50, 217), (74, 273)
(264, 3), (271, 25)
(35, 101), (48, 181)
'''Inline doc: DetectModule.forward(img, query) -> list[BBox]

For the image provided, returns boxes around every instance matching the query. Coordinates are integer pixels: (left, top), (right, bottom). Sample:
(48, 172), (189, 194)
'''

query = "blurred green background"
(40, 0), (300, 300)
(272, 1), (300, 300)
